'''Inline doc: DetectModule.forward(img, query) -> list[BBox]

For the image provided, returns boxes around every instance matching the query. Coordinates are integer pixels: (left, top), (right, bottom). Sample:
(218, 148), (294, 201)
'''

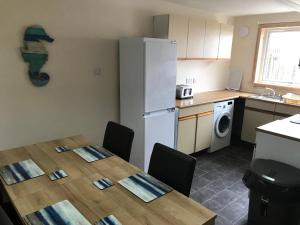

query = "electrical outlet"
(186, 78), (193, 85)
(185, 77), (196, 85)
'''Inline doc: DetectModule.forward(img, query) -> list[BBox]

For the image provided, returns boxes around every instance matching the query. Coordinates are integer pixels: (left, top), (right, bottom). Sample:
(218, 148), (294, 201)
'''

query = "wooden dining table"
(0, 135), (216, 225)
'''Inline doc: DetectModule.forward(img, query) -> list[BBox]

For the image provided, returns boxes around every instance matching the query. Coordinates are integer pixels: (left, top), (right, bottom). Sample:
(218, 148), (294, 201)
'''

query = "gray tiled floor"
(190, 143), (254, 225)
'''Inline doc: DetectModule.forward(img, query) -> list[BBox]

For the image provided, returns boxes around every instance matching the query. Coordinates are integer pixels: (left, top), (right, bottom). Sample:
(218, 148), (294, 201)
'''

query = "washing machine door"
(215, 112), (232, 138)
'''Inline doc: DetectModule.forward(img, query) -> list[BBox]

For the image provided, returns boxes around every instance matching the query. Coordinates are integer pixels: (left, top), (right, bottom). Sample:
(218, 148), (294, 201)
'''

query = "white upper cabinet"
(218, 24), (234, 59)
(187, 18), (205, 58)
(203, 21), (220, 59)
(154, 14), (234, 60)
(154, 15), (189, 58)
(169, 15), (189, 58)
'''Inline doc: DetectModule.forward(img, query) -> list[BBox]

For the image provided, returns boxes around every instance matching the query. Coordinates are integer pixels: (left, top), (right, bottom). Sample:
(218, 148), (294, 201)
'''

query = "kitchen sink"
(249, 94), (284, 103)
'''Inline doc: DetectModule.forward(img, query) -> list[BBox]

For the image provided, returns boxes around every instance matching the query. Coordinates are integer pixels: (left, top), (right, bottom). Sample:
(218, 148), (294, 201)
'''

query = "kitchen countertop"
(176, 90), (252, 108)
(256, 114), (300, 142)
(247, 95), (300, 107)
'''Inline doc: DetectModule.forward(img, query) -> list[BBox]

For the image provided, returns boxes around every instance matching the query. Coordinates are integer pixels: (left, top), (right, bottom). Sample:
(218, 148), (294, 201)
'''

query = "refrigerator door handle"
(143, 108), (175, 119)
(167, 107), (176, 112)
(143, 112), (151, 117)
(174, 108), (179, 149)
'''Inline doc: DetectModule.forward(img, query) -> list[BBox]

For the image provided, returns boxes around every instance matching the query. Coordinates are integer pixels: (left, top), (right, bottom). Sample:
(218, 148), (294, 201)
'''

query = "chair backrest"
(148, 143), (196, 197)
(103, 121), (134, 162)
(0, 206), (13, 225)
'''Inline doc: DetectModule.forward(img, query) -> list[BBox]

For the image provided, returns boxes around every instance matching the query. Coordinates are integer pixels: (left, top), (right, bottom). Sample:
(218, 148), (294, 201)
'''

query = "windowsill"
(253, 82), (300, 91)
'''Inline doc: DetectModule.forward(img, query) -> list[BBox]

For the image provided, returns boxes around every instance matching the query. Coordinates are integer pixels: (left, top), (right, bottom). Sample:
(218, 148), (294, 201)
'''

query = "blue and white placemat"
(93, 178), (113, 190)
(0, 159), (45, 185)
(95, 215), (122, 225)
(24, 200), (92, 225)
(55, 146), (71, 153)
(48, 169), (68, 181)
(73, 145), (113, 163)
(118, 172), (172, 203)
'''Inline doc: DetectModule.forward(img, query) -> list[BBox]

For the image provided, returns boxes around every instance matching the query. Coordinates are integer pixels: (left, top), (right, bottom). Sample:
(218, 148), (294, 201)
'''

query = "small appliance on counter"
(176, 85), (193, 99)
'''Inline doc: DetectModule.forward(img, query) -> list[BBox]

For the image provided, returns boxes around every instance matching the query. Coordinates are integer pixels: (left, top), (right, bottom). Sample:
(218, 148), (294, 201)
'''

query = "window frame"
(253, 22), (300, 90)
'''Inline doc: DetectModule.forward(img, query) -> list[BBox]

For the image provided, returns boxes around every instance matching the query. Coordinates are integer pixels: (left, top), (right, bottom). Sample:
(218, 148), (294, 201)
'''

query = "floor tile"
(191, 176), (211, 193)
(201, 169), (223, 181)
(215, 215), (233, 225)
(218, 201), (247, 223)
(206, 179), (228, 193)
(194, 166), (208, 177)
(233, 213), (248, 225)
(202, 199), (224, 212)
(190, 188), (216, 203)
(228, 180), (248, 195)
(210, 189), (239, 208)
(191, 142), (253, 225)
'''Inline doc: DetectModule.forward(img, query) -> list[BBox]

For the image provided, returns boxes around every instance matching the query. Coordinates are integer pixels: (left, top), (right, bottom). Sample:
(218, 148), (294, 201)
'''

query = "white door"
(144, 39), (177, 113)
(144, 110), (175, 172)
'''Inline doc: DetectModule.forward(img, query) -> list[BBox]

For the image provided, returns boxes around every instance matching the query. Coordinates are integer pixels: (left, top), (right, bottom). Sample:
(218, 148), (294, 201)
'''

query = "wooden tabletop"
(176, 90), (251, 108)
(0, 135), (216, 225)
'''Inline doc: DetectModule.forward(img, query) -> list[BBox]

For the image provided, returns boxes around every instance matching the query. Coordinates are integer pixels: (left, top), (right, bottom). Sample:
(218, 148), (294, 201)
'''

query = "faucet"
(264, 88), (276, 97)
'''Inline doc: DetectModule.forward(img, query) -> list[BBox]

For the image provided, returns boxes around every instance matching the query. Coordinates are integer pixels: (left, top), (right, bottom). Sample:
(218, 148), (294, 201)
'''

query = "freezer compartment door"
(144, 109), (175, 172)
(144, 40), (177, 113)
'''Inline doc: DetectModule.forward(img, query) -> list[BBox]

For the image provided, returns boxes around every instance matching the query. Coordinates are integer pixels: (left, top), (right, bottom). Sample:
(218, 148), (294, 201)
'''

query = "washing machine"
(209, 100), (234, 153)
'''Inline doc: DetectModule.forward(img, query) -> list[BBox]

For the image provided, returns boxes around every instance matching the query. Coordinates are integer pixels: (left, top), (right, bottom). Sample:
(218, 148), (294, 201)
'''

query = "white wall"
(0, 0), (230, 150)
(177, 60), (230, 92)
(230, 12), (300, 95)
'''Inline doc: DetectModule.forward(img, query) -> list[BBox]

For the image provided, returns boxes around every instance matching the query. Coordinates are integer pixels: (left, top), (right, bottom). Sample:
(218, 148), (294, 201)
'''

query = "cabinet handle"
(197, 111), (213, 118)
(178, 115), (197, 121)
(179, 111), (213, 121)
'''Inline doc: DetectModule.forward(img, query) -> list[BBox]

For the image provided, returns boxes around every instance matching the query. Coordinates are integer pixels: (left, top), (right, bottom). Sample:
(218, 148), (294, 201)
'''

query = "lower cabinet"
(195, 112), (213, 152)
(241, 99), (276, 144)
(177, 104), (213, 154)
(241, 99), (300, 144)
(273, 115), (285, 121)
(241, 109), (274, 143)
(177, 116), (197, 155)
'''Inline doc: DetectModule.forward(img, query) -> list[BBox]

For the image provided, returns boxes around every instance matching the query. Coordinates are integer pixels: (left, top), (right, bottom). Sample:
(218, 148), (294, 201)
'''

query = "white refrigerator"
(120, 38), (177, 172)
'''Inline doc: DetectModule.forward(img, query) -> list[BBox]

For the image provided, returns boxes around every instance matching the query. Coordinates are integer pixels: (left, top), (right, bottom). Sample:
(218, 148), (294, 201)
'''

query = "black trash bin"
(243, 159), (300, 225)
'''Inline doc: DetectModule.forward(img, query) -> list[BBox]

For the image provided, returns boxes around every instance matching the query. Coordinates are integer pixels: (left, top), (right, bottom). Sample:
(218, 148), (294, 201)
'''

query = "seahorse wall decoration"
(21, 26), (54, 87)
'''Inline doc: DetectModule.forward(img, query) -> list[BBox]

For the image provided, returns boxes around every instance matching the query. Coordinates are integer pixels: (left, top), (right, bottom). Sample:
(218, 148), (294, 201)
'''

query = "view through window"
(254, 23), (300, 89)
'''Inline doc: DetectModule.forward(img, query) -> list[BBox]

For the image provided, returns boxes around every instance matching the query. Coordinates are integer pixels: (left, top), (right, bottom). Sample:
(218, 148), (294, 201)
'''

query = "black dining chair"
(148, 143), (196, 197)
(0, 206), (13, 225)
(102, 121), (134, 162)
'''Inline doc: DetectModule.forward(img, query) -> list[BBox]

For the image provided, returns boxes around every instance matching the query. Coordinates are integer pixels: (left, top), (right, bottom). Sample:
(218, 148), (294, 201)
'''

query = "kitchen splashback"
(176, 60), (230, 93)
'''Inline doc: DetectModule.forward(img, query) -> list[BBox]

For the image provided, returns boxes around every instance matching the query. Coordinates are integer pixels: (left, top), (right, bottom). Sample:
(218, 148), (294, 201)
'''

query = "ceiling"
(161, 0), (299, 16)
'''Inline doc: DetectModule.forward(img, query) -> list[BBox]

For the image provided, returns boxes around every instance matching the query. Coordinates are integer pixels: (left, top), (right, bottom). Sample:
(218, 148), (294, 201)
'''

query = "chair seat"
(0, 206), (14, 225)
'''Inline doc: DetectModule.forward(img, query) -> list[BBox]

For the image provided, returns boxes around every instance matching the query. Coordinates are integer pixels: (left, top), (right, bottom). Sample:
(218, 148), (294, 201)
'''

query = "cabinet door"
(187, 17), (205, 58)
(169, 15), (189, 58)
(218, 24), (233, 59)
(275, 104), (300, 116)
(195, 112), (213, 152)
(204, 21), (220, 59)
(274, 115), (285, 121)
(241, 109), (274, 143)
(177, 116), (196, 154)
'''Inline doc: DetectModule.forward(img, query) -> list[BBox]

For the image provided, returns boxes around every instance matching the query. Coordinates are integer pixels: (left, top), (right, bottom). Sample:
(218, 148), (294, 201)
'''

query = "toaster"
(176, 85), (193, 99)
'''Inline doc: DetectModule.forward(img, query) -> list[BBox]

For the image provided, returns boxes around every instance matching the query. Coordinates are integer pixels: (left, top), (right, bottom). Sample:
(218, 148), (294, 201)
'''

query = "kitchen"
(1, 1), (300, 225)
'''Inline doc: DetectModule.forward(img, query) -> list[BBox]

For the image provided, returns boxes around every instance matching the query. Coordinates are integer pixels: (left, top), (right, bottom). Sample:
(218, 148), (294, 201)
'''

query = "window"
(254, 23), (300, 89)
